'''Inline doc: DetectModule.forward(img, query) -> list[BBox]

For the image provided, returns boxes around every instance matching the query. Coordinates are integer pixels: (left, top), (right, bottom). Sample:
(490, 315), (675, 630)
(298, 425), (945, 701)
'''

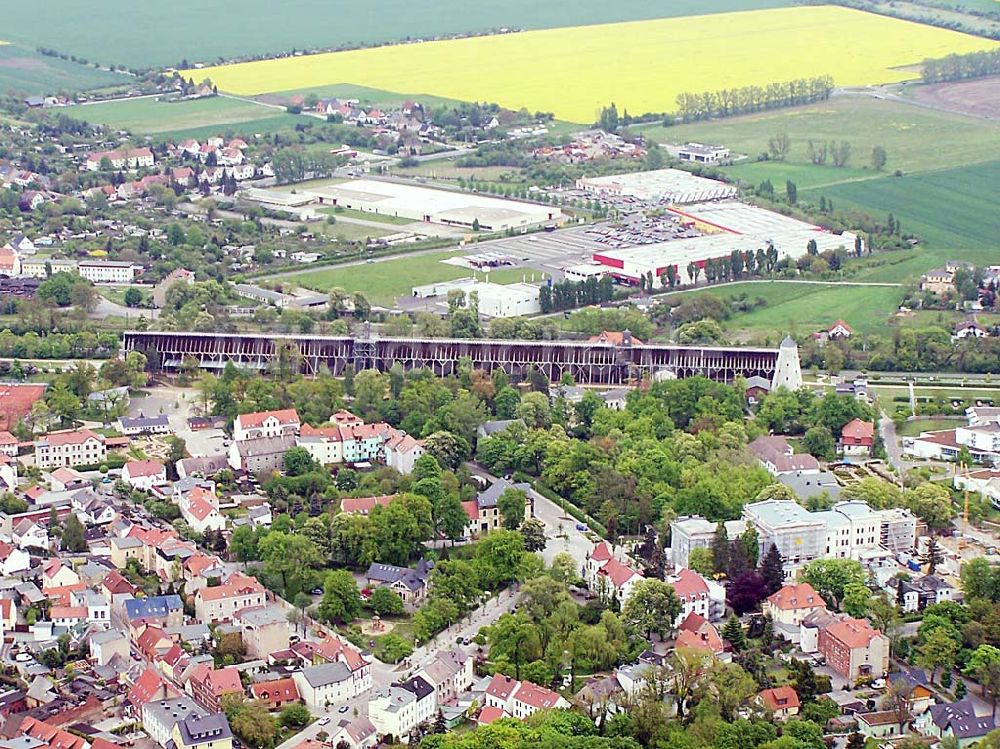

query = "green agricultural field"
(667, 280), (904, 342)
(845, 248), (1000, 284)
(281, 251), (542, 305)
(1, 0), (794, 69)
(75, 95), (301, 136)
(0, 44), (128, 95)
(806, 160), (1000, 249)
(642, 97), (1000, 176)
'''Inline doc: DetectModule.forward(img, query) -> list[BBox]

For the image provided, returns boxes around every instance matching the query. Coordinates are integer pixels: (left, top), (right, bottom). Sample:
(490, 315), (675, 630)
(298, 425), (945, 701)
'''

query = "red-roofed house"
(0, 430), (18, 458)
(674, 611), (726, 658)
(182, 488), (225, 534)
(42, 559), (80, 590)
(35, 429), (106, 469)
(195, 573), (266, 623)
(122, 460), (166, 491)
(127, 667), (178, 714)
(484, 674), (568, 719)
(584, 541), (644, 604)
(817, 616), (889, 682)
(233, 409), (300, 442)
(587, 330), (643, 346)
(827, 321), (853, 340)
(667, 569), (711, 625)
(763, 583), (827, 628)
(296, 424), (344, 465)
(757, 686), (801, 719)
(840, 419), (875, 457)
(339, 495), (395, 516)
(17, 717), (89, 749)
(251, 678), (300, 709)
(188, 664), (244, 712)
(477, 706), (505, 725)
(135, 624), (173, 660)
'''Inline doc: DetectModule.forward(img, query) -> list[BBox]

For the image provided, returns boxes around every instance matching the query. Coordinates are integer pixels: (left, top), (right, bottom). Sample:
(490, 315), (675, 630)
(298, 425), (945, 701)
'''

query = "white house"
(383, 432), (425, 475)
(666, 569), (712, 626)
(484, 674), (568, 719)
(293, 662), (363, 710)
(181, 487), (226, 534)
(35, 429), (106, 469)
(13, 520), (49, 550)
(584, 541), (644, 604)
(369, 676), (436, 742)
(122, 460), (167, 491)
(233, 409), (300, 442)
(0, 541), (30, 576)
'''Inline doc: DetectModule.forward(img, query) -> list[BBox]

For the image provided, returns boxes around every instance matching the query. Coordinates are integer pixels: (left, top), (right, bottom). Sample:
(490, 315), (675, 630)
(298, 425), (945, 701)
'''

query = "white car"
(317, 718), (330, 726)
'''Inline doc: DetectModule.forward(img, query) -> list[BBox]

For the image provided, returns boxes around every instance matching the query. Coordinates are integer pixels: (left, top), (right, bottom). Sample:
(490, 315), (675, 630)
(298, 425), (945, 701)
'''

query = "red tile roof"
(825, 616), (882, 649)
(186, 496), (217, 522)
(461, 500), (478, 522)
(125, 460), (165, 478)
(0, 384), (45, 430)
(340, 495), (395, 515)
(589, 541), (612, 563)
(18, 717), (88, 749)
(513, 681), (563, 709)
(485, 674), (519, 701)
(759, 686), (801, 712)
(841, 418), (875, 441)
(477, 706), (505, 725)
(669, 569), (709, 601)
(251, 677), (299, 704)
(599, 557), (641, 588)
(767, 583), (826, 611)
(236, 409), (299, 430)
(127, 667), (174, 708)
(587, 331), (643, 346)
(197, 574), (264, 602)
(38, 428), (103, 447)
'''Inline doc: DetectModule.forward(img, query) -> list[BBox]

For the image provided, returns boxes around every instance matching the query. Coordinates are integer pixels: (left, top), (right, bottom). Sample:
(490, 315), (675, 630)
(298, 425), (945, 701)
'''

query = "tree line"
(674, 76), (833, 122)
(922, 49), (1000, 83)
(539, 276), (616, 314)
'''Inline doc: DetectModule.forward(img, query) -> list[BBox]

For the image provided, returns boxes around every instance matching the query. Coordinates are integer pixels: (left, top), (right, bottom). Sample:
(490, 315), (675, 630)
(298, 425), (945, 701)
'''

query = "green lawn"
(895, 417), (965, 437)
(281, 250), (542, 305)
(843, 248), (1000, 284)
(75, 95), (300, 135)
(640, 97), (1000, 176)
(314, 220), (394, 242)
(0, 43), (128, 94)
(666, 281), (904, 343)
(322, 207), (415, 226)
(1, 0), (794, 69)
(805, 160), (1000, 249)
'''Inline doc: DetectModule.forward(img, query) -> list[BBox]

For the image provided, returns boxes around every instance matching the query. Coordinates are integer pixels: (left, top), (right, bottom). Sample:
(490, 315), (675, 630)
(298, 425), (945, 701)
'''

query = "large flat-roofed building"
(576, 168), (738, 204)
(592, 200), (858, 287)
(666, 143), (731, 166)
(306, 179), (559, 232)
(410, 278), (540, 318)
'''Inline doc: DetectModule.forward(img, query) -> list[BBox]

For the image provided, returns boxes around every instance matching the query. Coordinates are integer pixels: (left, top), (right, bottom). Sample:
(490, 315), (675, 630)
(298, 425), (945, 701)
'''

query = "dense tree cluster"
(674, 76), (833, 121)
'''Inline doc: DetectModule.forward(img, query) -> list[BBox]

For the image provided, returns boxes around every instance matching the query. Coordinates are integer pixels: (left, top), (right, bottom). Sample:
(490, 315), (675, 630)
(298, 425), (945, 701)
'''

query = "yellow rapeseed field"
(190, 6), (999, 122)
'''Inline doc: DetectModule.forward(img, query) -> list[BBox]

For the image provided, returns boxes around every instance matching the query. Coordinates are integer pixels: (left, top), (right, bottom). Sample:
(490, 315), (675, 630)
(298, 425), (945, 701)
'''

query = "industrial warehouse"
(305, 179), (561, 231)
(589, 200), (860, 286)
(575, 167), (739, 204)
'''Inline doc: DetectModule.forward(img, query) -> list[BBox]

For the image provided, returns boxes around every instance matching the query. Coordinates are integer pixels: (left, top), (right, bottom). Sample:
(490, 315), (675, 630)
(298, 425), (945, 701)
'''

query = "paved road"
(879, 412), (905, 474)
(89, 296), (158, 321)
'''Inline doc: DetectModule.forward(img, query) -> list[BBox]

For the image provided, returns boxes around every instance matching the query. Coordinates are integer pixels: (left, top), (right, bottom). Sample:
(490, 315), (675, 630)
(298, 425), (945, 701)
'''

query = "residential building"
(35, 429), (106, 469)
(840, 419), (875, 457)
(748, 436), (820, 476)
(666, 569), (712, 625)
(370, 676), (436, 741)
(484, 674), (568, 719)
(233, 409), (300, 442)
(188, 665), (243, 713)
(584, 541), (644, 604)
(15, 717), (89, 749)
(674, 612), (726, 659)
(763, 583), (827, 643)
(0, 542), (29, 576)
(670, 516), (746, 570)
(122, 460), (167, 491)
(890, 575), (956, 612)
(194, 573), (266, 624)
(293, 662), (362, 710)
(234, 605), (289, 659)
(365, 559), (433, 605)
(856, 711), (907, 740)
(119, 414), (171, 436)
(171, 714), (234, 749)
(416, 649), (473, 706)
(296, 425), (344, 465)
(461, 477), (532, 536)
(920, 267), (957, 295)
(85, 147), (154, 171)
(142, 696), (206, 748)
(250, 678), (300, 710)
(817, 616), (890, 683)
(889, 667), (936, 715)
(339, 495), (395, 516)
(311, 637), (371, 696)
(757, 686), (801, 720)
(383, 432), (425, 475)
(228, 435), (296, 473)
(742, 500), (826, 578)
(77, 260), (141, 284)
(918, 700), (996, 749)
(181, 488), (226, 534)
(89, 629), (129, 666)
(326, 718), (377, 749)
(124, 595), (183, 627)
(128, 668), (179, 714)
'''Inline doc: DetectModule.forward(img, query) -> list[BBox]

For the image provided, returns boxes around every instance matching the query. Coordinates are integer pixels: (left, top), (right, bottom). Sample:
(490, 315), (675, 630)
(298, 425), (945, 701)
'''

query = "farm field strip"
(1, 0), (796, 69)
(74, 95), (285, 134)
(188, 6), (999, 122)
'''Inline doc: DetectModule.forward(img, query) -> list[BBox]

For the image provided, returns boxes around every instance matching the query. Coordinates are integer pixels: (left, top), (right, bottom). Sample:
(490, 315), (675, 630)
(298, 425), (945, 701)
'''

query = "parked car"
(575, 523), (588, 531)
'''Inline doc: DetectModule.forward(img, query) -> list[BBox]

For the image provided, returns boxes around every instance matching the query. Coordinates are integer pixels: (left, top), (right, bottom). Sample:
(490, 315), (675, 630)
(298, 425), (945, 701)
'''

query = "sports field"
(0, 43), (128, 95)
(76, 95), (299, 136)
(190, 7), (998, 122)
(805, 160), (1000, 249)
(280, 251), (538, 305)
(2, 0), (793, 69)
